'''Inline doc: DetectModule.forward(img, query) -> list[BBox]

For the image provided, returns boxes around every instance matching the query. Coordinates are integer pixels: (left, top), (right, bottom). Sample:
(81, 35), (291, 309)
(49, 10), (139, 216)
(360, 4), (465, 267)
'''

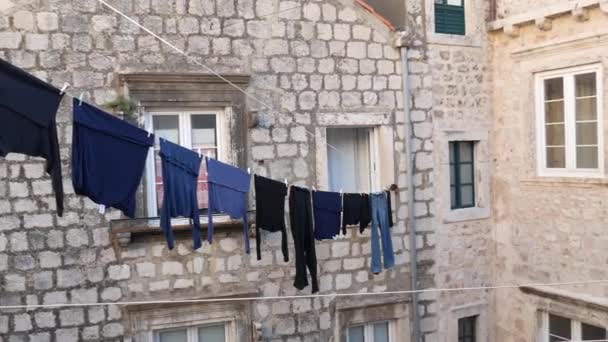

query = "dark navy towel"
(342, 193), (372, 234)
(0, 59), (65, 216)
(312, 190), (342, 240)
(72, 99), (153, 217)
(159, 139), (203, 250)
(207, 158), (251, 253)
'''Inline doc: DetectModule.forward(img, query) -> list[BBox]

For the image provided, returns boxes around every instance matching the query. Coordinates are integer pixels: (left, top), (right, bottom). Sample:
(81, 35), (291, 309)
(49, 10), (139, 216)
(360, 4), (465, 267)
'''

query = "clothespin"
(284, 179), (288, 186)
(78, 92), (86, 106)
(198, 148), (202, 158)
(312, 186), (316, 192)
(247, 167), (251, 175)
(59, 83), (69, 95)
(147, 128), (151, 138)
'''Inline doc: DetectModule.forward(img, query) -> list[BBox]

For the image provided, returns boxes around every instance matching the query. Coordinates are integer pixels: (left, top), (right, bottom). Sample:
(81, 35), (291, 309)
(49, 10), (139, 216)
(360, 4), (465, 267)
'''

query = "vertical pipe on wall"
(400, 44), (421, 342)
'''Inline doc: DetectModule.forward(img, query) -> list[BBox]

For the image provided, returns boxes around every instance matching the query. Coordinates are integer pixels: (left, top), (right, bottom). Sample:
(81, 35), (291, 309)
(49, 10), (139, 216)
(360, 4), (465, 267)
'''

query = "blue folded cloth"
(207, 158), (251, 253)
(72, 99), (153, 217)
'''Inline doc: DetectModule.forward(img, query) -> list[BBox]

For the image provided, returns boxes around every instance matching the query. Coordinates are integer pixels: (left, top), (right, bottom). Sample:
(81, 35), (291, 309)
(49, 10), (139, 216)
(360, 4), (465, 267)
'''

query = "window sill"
(428, 32), (481, 48)
(521, 176), (608, 188)
(110, 213), (254, 247)
(443, 206), (490, 223)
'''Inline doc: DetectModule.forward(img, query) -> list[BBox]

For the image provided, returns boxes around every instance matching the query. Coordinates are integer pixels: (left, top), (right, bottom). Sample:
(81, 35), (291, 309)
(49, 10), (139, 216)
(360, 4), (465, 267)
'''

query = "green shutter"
(435, 3), (466, 35)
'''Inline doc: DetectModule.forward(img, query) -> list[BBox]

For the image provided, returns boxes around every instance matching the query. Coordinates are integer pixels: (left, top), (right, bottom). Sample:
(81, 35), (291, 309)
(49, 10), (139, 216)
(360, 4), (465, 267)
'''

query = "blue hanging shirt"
(159, 139), (203, 250)
(72, 99), (153, 217)
(207, 158), (251, 253)
(312, 190), (342, 240)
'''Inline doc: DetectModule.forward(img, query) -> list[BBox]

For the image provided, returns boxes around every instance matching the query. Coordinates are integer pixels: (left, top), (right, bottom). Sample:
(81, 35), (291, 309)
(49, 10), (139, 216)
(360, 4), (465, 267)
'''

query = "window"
(435, 0), (465, 35)
(449, 141), (475, 209)
(458, 316), (477, 342)
(156, 323), (228, 342)
(536, 65), (603, 177)
(540, 313), (607, 342)
(146, 111), (224, 216)
(347, 321), (392, 342)
(327, 127), (379, 193)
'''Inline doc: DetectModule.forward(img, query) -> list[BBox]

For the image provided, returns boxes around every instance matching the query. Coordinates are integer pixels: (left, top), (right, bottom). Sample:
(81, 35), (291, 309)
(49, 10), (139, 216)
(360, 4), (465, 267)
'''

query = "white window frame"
(153, 321), (233, 342)
(538, 311), (608, 342)
(144, 109), (226, 218)
(346, 320), (395, 342)
(326, 127), (381, 193)
(535, 64), (604, 178)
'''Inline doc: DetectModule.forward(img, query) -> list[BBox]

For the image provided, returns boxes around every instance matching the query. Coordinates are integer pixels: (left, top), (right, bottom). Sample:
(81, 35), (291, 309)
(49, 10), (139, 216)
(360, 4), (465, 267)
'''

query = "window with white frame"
(326, 127), (379, 193)
(536, 65), (603, 177)
(539, 312), (607, 342)
(155, 322), (231, 342)
(347, 321), (392, 342)
(146, 111), (225, 216)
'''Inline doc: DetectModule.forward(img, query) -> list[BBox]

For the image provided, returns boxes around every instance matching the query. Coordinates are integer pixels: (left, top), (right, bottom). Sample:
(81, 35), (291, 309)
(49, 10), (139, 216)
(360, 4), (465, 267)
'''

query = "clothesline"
(0, 279), (606, 311)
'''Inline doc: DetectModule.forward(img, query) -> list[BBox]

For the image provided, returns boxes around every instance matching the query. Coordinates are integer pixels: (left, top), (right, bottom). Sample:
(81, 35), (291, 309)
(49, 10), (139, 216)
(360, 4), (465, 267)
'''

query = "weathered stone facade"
(0, 0), (418, 341)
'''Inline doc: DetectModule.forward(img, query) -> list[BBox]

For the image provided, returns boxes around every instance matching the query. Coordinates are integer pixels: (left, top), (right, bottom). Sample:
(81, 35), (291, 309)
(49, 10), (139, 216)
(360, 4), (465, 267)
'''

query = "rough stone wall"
(490, 7), (608, 341)
(0, 0), (413, 341)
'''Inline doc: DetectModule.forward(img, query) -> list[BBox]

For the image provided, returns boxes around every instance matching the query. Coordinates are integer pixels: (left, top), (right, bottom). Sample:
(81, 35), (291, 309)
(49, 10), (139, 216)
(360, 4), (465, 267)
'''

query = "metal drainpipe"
(399, 42), (421, 342)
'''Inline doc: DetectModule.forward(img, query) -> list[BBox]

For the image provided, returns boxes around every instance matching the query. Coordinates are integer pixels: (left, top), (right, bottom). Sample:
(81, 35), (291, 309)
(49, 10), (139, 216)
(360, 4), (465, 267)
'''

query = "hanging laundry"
(312, 190), (342, 240)
(72, 99), (153, 217)
(0, 59), (65, 216)
(159, 138), (203, 250)
(342, 193), (372, 235)
(207, 158), (251, 253)
(386, 190), (394, 228)
(370, 192), (395, 274)
(254, 175), (288, 262)
(289, 186), (319, 293)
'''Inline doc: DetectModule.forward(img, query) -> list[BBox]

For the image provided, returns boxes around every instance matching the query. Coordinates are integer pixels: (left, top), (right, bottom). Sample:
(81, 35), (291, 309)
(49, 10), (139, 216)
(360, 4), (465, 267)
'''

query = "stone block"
(162, 261), (184, 276)
(264, 39), (288, 55)
(275, 317), (296, 335)
(336, 273), (352, 290)
(101, 287), (122, 301)
(82, 325), (99, 340)
(14, 255), (35, 270)
(13, 11), (35, 31)
(4, 274), (25, 292)
(35, 311), (56, 329)
(14, 313), (32, 332)
(39, 251), (61, 268)
(59, 308), (84, 327)
(88, 307), (105, 324)
(71, 288), (98, 304)
(66, 228), (89, 247)
(136, 262), (156, 278)
(24, 214), (53, 229)
(108, 265), (131, 280)
(58, 268), (85, 288)
(53, 329), (79, 342)
(174, 278), (194, 289)
(91, 15), (117, 32)
(43, 291), (67, 305)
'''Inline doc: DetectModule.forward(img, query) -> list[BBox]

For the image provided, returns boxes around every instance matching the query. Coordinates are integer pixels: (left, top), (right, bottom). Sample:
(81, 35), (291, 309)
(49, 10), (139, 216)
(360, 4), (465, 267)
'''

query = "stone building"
(0, 0), (414, 341)
(1, 0), (608, 341)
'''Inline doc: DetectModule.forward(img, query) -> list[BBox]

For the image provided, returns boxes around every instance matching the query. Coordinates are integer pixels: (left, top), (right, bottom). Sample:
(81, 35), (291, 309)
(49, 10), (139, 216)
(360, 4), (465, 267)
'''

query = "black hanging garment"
(289, 186), (319, 293)
(342, 193), (372, 234)
(0, 59), (65, 216)
(254, 175), (288, 261)
(386, 190), (394, 228)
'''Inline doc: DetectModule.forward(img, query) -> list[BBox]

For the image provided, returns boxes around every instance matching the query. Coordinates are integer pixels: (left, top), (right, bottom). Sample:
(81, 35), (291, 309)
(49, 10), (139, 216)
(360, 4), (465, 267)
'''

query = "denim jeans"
(370, 192), (395, 274)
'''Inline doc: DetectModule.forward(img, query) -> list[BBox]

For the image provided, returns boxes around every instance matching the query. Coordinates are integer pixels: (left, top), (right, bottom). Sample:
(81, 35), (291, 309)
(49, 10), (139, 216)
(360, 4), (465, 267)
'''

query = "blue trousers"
(370, 192), (395, 274)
